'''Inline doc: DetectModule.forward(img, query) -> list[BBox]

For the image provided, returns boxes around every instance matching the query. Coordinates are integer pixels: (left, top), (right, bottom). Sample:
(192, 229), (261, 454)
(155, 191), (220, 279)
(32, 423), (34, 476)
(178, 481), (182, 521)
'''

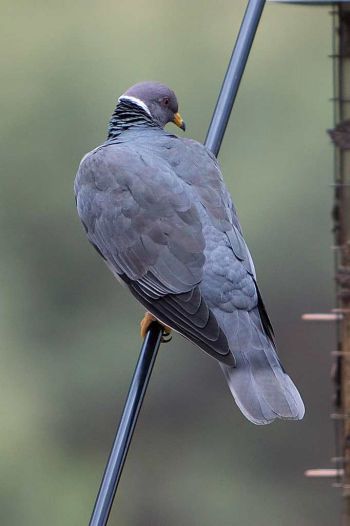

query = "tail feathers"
(220, 354), (305, 425)
(218, 309), (305, 425)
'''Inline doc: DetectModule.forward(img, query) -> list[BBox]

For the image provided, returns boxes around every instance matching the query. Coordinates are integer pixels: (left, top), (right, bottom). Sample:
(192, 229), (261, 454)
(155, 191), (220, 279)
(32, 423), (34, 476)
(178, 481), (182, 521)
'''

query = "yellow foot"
(140, 312), (172, 342)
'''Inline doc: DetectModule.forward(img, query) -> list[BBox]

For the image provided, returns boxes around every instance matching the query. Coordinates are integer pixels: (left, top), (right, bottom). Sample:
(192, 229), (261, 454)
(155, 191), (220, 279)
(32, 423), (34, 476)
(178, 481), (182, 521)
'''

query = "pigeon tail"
(218, 308), (305, 425)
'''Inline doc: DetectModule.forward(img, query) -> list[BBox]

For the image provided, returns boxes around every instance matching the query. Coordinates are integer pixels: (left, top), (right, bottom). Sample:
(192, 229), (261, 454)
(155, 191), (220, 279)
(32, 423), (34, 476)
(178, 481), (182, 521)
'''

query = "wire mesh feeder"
(269, 1), (350, 524)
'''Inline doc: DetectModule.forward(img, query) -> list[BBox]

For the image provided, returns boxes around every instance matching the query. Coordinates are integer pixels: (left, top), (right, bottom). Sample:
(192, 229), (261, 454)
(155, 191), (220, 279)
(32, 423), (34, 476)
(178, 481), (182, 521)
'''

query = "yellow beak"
(173, 112), (186, 131)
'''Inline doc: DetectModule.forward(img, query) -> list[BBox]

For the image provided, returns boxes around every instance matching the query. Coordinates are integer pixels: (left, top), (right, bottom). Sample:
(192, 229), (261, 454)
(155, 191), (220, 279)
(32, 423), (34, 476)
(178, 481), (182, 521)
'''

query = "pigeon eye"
(163, 98), (169, 106)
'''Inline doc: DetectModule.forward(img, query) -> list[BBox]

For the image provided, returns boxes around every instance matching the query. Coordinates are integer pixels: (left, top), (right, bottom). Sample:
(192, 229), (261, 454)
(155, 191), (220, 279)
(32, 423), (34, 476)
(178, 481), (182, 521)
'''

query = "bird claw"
(140, 311), (172, 343)
(161, 329), (172, 344)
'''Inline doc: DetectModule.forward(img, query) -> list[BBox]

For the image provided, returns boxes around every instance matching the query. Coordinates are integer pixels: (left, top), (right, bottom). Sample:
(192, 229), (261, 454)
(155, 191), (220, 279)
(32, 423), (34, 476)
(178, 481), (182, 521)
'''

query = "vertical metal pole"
(338, 8), (350, 525)
(88, 1), (266, 524)
(330, 5), (350, 525)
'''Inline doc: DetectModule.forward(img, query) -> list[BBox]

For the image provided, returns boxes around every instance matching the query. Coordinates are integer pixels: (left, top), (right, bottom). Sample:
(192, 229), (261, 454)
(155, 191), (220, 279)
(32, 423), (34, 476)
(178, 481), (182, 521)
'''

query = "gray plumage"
(75, 81), (305, 425)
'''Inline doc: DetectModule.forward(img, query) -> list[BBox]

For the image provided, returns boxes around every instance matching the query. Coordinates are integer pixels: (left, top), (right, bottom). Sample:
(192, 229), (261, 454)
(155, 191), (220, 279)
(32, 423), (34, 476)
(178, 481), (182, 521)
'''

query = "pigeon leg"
(140, 311), (172, 342)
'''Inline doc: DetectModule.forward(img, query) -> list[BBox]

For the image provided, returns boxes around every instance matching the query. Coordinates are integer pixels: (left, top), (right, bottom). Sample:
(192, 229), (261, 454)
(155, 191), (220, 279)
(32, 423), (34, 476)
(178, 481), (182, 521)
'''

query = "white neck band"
(118, 95), (151, 116)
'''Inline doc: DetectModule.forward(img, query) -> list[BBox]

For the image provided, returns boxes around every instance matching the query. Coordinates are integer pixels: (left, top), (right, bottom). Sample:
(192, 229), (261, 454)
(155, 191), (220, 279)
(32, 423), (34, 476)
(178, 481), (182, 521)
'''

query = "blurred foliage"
(0, 1), (340, 525)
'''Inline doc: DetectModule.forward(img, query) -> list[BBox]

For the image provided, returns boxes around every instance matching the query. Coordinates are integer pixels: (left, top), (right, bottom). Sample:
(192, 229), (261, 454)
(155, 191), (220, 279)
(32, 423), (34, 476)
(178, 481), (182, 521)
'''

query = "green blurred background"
(0, 1), (339, 524)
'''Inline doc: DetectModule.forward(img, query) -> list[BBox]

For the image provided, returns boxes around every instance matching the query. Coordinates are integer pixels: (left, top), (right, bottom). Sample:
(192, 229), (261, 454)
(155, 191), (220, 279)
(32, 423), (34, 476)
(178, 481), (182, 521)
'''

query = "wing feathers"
(124, 276), (233, 365)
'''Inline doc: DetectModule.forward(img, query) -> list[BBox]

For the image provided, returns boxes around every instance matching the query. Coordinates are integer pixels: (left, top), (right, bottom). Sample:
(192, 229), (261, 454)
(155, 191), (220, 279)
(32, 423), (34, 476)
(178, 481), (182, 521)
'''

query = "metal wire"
(88, 2), (266, 524)
(89, 323), (162, 526)
(205, 0), (265, 156)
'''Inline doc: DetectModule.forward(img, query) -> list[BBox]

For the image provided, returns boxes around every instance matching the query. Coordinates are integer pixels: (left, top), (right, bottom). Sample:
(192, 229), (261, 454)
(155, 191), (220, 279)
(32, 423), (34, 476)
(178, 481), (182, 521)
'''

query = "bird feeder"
(269, 0), (350, 524)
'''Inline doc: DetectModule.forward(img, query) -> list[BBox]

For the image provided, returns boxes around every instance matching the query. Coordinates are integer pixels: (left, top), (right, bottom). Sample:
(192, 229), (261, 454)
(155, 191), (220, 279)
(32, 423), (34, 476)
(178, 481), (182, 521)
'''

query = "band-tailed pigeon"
(75, 81), (305, 425)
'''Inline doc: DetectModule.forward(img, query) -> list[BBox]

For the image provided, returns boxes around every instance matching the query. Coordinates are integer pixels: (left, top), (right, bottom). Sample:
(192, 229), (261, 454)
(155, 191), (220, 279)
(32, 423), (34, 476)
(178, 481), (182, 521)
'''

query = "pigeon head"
(119, 81), (186, 131)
